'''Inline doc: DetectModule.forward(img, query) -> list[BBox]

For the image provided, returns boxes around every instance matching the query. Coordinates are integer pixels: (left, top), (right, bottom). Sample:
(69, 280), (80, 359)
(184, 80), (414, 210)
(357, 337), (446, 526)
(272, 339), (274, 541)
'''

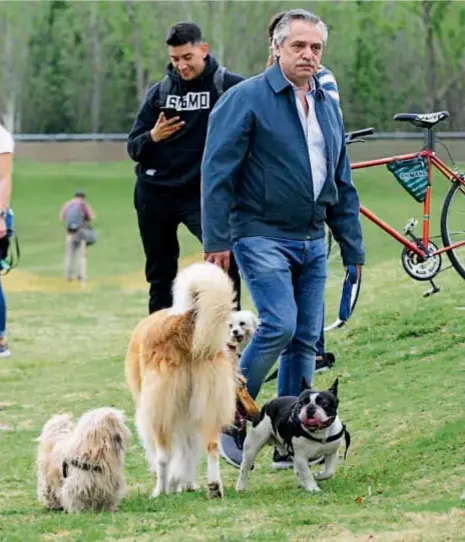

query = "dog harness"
(284, 411), (352, 460)
(301, 423), (351, 460)
(62, 459), (103, 478)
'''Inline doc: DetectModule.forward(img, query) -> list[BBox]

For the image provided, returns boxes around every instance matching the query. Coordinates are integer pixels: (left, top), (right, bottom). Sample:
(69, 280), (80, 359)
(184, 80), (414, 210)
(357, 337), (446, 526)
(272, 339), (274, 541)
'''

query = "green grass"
(1, 160), (465, 541)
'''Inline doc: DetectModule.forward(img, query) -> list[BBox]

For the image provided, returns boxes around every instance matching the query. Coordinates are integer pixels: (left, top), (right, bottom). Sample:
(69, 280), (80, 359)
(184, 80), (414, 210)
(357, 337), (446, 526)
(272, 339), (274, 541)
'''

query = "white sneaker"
(0, 343), (11, 358)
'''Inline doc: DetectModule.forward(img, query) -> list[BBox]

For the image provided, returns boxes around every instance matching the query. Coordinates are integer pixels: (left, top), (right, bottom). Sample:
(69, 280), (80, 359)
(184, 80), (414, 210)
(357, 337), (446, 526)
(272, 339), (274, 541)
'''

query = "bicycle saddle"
(393, 111), (449, 129)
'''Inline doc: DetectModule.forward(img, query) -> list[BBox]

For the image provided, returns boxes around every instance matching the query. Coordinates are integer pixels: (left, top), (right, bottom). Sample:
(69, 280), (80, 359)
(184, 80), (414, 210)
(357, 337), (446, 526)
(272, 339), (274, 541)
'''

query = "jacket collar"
(265, 61), (325, 99)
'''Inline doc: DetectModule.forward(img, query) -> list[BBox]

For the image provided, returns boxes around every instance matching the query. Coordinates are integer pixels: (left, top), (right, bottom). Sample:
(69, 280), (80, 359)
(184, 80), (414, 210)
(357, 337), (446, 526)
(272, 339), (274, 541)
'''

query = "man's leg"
(314, 303), (336, 372)
(280, 238), (327, 397)
(64, 234), (75, 280)
(180, 195), (241, 309)
(216, 237), (297, 468)
(77, 238), (87, 282)
(134, 182), (180, 313)
(234, 237), (298, 399)
(315, 307), (325, 356)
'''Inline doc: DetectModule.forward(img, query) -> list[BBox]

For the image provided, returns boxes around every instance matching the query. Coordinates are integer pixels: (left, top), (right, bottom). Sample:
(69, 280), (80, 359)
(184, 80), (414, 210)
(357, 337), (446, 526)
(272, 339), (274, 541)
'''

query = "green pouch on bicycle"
(387, 156), (429, 202)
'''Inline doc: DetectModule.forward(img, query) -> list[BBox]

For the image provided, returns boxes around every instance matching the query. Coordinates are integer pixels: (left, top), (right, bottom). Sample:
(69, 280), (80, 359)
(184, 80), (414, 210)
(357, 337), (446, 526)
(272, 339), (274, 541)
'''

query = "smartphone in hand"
(161, 107), (180, 120)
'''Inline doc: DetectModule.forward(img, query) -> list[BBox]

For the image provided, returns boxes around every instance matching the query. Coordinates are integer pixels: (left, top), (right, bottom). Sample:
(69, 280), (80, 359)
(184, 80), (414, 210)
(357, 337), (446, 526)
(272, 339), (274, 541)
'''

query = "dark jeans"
(134, 181), (241, 313)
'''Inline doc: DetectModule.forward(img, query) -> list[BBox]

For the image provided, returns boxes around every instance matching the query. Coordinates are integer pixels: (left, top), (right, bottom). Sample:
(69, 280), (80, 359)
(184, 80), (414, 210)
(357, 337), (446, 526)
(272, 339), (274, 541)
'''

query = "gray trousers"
(64, 232), (87, 281)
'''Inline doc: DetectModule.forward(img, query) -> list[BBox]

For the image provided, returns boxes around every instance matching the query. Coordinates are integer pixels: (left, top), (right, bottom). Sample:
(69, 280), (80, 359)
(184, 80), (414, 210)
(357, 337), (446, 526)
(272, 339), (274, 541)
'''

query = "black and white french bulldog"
(236, 378), (350, 493)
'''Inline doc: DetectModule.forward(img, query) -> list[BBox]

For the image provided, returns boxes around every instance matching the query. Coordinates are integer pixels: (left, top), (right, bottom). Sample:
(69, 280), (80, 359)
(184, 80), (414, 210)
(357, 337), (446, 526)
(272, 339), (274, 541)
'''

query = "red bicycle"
(326, 110), (465, 330)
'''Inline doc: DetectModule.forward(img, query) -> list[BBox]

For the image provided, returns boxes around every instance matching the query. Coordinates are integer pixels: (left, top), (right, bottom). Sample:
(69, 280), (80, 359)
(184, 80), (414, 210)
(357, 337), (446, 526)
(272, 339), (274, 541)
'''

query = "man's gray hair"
(273, 9), (328, 47)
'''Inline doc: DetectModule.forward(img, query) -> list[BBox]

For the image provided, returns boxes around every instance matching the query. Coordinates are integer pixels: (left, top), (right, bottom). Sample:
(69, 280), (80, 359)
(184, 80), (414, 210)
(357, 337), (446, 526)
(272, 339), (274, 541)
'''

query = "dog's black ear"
(301, 377), (312, 391)
(328, 378), (339, 397)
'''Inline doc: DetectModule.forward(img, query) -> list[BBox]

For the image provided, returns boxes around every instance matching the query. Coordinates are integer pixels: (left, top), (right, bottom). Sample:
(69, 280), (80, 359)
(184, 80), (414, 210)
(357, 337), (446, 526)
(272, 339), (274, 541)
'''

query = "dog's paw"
(207, 482), (224, 499)
(314, 471), (333, 481)
(305, 485), (321, 493)
(185, 482), (199, 492)
(300, 481), (321, 493)
(150, 487), (164, 499)
(235, 482), (247, 493)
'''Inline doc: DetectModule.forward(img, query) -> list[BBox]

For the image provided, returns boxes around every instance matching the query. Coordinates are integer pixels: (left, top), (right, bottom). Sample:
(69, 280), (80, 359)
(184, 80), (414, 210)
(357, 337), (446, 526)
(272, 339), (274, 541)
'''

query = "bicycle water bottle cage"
(393, 111), (449, 129)
(387, 156), (429, 202)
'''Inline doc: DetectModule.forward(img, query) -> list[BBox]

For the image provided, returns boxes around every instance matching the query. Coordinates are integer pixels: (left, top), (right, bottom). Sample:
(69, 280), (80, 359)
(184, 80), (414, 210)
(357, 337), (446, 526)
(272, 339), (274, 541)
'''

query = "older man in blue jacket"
(201, 9), (364, 468)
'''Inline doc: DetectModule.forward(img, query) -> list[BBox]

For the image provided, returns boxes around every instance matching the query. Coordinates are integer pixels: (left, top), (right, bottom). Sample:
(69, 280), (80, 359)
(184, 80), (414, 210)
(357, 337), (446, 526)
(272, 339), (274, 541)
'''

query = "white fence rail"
(12, 132), (465, 142)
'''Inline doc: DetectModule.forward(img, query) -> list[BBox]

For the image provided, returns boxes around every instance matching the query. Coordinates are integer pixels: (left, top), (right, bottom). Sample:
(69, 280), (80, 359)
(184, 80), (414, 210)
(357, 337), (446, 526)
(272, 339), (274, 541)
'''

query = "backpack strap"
(213, 66), (226, 97)
(158, 75), (171, 106)
(159, 66), (225, 105)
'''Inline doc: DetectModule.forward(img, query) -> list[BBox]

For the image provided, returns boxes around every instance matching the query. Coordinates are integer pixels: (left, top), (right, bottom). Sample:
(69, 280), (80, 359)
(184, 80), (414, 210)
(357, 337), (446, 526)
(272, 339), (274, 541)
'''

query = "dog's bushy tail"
(38, 413), (74, 443)
(171, 262), (235, 360)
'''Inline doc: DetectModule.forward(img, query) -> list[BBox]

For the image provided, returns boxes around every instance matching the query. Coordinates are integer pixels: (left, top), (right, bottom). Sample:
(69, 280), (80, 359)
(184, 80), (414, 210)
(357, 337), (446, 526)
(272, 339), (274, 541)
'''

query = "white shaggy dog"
(37, 407), (131, 513)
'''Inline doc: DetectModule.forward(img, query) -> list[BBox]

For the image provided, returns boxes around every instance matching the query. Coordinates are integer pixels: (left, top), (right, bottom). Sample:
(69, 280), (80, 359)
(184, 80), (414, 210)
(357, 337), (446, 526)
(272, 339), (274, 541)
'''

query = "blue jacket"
(201, 62), (365, 266)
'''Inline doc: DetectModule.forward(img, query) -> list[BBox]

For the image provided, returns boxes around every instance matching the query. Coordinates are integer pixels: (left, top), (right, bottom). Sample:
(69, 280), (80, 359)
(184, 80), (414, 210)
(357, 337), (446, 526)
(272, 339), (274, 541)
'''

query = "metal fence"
(12, 132), (465, 142)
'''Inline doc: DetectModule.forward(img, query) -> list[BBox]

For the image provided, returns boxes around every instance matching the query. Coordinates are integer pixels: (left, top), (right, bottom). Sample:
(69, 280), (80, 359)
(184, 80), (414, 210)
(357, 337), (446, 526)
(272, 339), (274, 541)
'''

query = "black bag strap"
(158, 75), (171, 106)
(213, 66), (226, 97)
(158, 66), (226, 106)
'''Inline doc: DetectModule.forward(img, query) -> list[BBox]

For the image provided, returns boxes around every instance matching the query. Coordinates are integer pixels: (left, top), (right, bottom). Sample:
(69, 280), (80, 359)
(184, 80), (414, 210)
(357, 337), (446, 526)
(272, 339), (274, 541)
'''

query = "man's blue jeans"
(233, 236), (327, 399)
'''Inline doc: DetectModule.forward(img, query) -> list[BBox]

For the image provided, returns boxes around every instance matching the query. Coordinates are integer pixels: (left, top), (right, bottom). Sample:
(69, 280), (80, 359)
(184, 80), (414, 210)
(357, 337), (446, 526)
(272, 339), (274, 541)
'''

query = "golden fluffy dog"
(36, 407), (131, 513)
(125, 262), (237, 499)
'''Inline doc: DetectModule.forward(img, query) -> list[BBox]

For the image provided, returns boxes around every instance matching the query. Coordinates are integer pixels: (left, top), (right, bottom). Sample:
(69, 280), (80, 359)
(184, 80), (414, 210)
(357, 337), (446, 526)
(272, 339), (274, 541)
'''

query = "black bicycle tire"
(440, 181), (465, 280)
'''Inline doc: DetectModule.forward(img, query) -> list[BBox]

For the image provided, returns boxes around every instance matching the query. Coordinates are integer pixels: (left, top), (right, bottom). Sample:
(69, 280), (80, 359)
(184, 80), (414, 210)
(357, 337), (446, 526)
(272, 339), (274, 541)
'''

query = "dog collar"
(62, 459), (103, 478)
(303, 423), (351, 460)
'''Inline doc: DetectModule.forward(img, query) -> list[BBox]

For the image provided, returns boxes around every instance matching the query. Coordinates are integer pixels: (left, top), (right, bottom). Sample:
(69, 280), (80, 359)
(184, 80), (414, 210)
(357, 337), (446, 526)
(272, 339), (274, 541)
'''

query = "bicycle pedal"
(403, 218), (418, 234)
(423, 283), (441, 297)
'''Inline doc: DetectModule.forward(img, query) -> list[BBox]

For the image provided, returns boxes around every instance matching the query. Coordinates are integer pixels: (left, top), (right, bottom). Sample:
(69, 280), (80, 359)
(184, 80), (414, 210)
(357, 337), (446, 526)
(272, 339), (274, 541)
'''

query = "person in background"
(0, 122), (14, 357)
(60, 191), (95, 283)
(127, 21), (243, 314)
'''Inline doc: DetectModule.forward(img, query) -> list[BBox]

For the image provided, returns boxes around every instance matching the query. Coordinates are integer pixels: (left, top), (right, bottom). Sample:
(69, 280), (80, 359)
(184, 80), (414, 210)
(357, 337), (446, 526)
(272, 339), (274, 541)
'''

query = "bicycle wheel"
(441, 180), (465, 280)
(324, 237), (362, 331)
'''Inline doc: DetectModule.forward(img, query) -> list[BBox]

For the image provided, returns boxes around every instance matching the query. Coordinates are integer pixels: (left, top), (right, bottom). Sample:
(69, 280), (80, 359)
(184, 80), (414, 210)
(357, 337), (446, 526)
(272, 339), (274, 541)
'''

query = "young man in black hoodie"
(128, 22), (243, 313)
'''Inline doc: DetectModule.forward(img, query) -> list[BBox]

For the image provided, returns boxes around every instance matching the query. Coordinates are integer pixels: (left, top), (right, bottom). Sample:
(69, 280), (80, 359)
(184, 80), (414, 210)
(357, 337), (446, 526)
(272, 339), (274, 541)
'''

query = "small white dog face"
(228, 310), (259, 347)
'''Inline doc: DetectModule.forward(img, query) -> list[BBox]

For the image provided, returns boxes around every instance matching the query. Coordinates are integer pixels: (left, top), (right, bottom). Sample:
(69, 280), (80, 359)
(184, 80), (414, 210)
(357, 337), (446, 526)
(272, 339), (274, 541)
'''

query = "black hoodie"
(127, 55), (244, 193)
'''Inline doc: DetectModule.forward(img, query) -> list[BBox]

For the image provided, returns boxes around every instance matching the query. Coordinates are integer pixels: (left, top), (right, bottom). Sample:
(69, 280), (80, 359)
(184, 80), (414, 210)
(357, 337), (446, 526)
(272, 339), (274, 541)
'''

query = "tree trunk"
(2, 18), (16, 132)
(90, 3), (102, 133)
(422, 1), (438, 112)
(124, 0), (146, 103)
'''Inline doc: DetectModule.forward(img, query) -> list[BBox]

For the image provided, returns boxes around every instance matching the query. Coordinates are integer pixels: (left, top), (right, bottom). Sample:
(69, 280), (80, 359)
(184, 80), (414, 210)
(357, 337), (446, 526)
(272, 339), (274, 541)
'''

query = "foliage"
(2, 1), (465, 134)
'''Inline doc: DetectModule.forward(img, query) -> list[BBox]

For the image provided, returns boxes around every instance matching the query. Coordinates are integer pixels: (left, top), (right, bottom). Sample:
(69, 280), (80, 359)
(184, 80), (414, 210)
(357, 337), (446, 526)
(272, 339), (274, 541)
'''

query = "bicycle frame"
(351, 148), (465, 259)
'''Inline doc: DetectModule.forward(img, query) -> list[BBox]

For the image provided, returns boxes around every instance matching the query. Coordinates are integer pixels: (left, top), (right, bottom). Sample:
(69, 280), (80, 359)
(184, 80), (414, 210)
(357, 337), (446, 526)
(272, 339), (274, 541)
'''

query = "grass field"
(1, 159), (464, 541)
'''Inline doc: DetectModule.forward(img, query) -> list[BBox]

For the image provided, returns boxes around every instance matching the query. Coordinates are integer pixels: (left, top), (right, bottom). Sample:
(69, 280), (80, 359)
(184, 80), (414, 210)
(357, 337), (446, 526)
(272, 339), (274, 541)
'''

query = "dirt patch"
(3, 252), (204, 293)
(41, 531), (83, 541)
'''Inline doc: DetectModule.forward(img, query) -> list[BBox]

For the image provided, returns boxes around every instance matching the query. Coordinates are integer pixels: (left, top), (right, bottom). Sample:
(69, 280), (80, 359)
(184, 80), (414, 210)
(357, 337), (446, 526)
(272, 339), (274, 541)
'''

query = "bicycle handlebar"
(345, 127), (375, 144)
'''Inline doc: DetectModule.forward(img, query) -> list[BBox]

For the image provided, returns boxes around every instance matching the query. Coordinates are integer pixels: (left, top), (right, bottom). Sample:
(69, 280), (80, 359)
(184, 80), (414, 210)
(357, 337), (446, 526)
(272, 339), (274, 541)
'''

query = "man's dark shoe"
(271, 448), (293, 469)
(219, 424), (246, 469)
(315, 352), (336, 373)
(271, 448), (324, 469)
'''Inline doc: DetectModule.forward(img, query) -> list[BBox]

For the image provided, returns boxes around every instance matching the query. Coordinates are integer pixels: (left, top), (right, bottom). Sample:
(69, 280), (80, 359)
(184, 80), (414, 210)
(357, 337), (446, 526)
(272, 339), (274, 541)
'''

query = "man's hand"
(0, 217), (7, 239)
(150, 112), (184, 142)
(204, 251), (231, 272)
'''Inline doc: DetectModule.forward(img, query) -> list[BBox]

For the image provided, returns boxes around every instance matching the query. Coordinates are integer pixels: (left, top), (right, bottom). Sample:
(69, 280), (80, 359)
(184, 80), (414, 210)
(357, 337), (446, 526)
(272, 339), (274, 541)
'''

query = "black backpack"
(158, 66), (226, 106)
